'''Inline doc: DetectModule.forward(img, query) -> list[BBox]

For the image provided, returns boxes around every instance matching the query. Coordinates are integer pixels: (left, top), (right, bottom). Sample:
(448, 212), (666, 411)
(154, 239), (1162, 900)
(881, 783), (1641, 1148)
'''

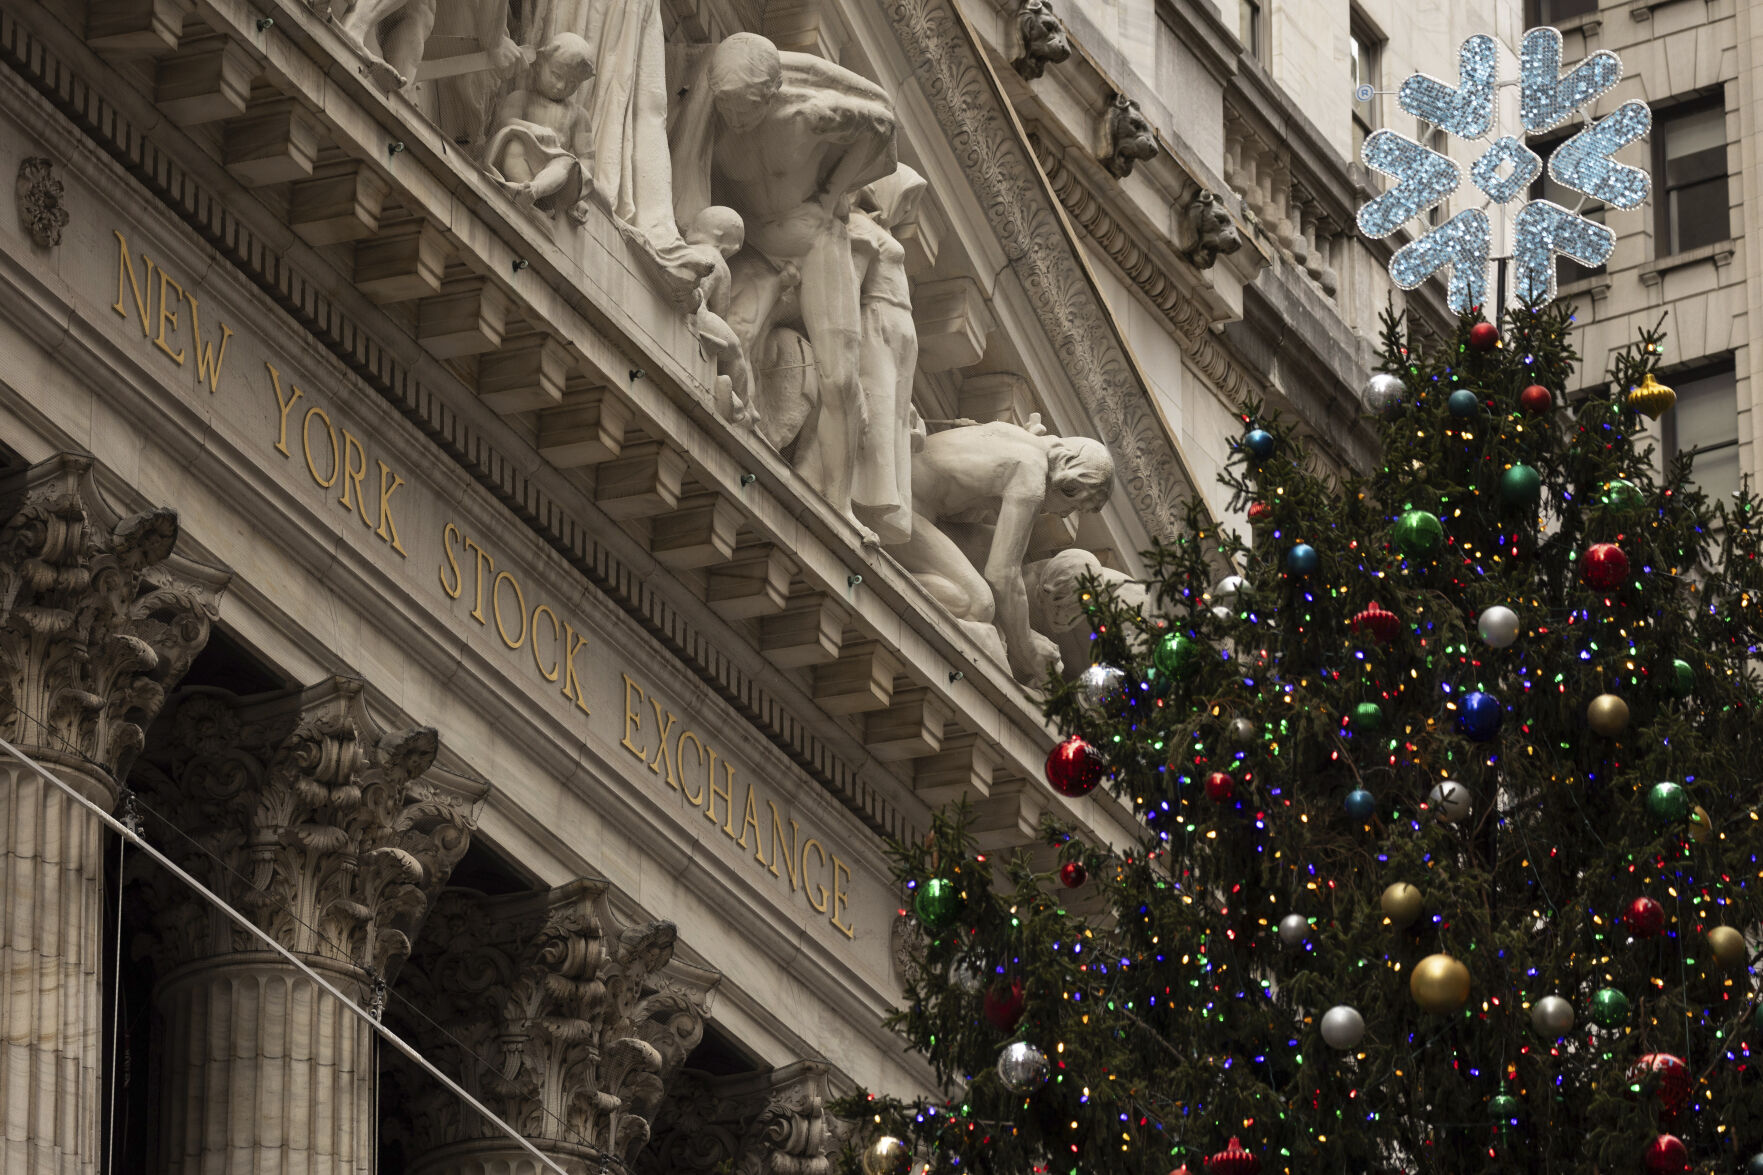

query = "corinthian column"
(641, 1060), (847, 1175)
(0, 453), (223, 1175)
(390, 882), (712, 1175)
(133, 677), (485, 1175)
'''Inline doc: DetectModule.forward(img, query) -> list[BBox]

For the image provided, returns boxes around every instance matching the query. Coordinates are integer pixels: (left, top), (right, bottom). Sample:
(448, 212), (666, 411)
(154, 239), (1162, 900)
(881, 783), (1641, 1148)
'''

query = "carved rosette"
(642, 1060), (849, 1175)
(0, 453), (222, 798)
(394, 883), (711, 1174)
(15, 156), (69, 247)
(133, 676), (483, 976)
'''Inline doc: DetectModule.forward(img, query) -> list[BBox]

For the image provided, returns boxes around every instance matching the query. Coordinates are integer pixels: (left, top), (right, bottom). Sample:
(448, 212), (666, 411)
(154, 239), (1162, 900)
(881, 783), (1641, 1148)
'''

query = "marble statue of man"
(895, 421), (1115, 681)
(669, 33), (898, 540)
(1024, 548), (1149, 680)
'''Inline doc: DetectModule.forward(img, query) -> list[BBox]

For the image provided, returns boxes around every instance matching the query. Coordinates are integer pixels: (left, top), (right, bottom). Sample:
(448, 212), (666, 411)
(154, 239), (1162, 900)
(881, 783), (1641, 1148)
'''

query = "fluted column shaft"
(0, 758), (112, 1175)
(152, 954), (374, 1175)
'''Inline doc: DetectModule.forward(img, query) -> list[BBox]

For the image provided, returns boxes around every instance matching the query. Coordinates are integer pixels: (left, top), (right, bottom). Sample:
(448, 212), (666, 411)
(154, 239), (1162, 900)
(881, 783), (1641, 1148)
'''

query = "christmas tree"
(849, 305), (1763, 1175)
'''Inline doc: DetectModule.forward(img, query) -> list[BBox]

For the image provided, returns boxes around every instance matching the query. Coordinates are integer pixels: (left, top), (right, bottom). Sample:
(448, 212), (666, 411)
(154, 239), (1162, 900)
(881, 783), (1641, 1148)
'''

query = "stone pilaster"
(0, 453), (223, 1175)
(391, 882), (711, 1175)
(641, 1060), (848, 1175)
(133, 677), (485, 1175)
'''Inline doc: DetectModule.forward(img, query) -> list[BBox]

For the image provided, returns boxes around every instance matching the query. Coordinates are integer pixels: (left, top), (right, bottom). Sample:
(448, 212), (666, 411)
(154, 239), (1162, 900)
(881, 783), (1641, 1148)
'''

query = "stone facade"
(2, 0), (1716, 1171)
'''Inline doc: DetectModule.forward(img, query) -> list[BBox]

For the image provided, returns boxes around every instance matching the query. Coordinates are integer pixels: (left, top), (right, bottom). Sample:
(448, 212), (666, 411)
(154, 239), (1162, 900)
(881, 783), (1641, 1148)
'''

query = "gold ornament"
(1627, 371), (1676, 420)
(860, 1136), (913, 1175)
(1688, 805), (1713, 843)
(1410, 952), (1472, 1013)
(1586, 693), (1630, 737)
(1381, 882), (1424, 929)
(1706, 926), (1747, 970)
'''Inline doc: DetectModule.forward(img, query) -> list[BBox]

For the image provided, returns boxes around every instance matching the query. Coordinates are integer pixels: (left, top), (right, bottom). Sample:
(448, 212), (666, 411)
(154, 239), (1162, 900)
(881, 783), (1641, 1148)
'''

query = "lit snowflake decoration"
(1356, 29), (1651, 313)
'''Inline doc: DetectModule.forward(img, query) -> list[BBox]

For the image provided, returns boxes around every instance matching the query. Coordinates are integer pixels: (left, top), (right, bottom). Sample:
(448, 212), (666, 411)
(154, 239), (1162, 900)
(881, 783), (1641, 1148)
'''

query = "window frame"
(1524, 0), (1601, 27)
(1661, 356), (1740, 502)
(1349, 12), (1384, 162)
(1238, 0), (1261, 59)
(1652, 94), (1730, 258)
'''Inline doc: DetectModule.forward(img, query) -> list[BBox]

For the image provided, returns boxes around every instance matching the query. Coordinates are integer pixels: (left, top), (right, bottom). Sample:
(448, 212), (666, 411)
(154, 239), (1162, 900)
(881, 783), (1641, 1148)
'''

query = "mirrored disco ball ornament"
(860, 1136), (913, 1175)
(1075, 663), (1126, 714)
(996, 1041), (1049, 1091)
(1320, 1005), (1365, 1049)
(1362, 372), (1405, 413)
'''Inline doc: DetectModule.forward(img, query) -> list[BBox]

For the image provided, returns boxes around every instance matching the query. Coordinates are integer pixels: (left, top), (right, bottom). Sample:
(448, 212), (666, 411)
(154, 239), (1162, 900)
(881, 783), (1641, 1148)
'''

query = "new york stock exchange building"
(0, 0), (1396, 1167)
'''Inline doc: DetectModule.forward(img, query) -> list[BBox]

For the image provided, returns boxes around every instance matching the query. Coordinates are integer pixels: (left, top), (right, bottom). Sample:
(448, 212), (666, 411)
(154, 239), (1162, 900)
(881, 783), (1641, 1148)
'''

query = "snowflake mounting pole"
(1356, 27), (1649, 315)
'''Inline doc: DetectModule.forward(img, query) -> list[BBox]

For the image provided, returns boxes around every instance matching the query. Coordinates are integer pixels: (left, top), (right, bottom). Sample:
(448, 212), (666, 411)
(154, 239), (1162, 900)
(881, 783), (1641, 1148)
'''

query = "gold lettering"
(302, 405), (339, 488)
(801, 839), (829, 913)
(531, 604), (561, 681)
(439, 522), (464, 598)
(186, 293), (232, 394)
(705, 750), (734, 832)
(463, 537), (493, 624)
(153, 268), (186, 365)
(766, 802), (799, 891)
(560, 624), (590, 715)
(338, 431), (370, 523)
(266, 363), (304, 457)
(619, 675), (647, 760)
(491, 571), (528, 649)
(676, 731), (707, 804)
(830, 855), (854, 939)
(646, 699), (679, 784)
(735, 783), (763, 855)
(375, 461), (408, 555)
(113, 232), (152, 336)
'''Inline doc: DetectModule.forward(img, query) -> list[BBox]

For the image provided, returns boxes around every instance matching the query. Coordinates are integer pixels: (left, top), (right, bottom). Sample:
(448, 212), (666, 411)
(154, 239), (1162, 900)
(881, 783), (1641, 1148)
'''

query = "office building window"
(1665, 361), (1740, 504)
(1654, 100), (1729, 255)
(1349, 17), (1382, 161)
(1238, 0), (1260, 58)
(1531, 139), (1605, 285)
(1426, 127), (1449, 225)
(1525, 0), (1599, 25)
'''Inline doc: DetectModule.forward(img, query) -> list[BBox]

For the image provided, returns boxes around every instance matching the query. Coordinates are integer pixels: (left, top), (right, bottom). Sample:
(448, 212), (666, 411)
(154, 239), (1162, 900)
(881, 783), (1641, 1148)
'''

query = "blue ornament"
(1343, 788), (1376, 821)
(1244, 429), (1276, 459)
(1447, 389), (1481, 417)
(1458, 691), (1503, 741)
(1390, 209), (1490, 314)
(1285, 544), (1319, 575)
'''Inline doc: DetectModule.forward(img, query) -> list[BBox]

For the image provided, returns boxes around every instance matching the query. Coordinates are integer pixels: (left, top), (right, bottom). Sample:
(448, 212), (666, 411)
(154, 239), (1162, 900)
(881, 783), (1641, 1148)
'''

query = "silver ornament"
(1362, 372), (1406, 414)
(1212, 574), (1246, 602)
(1320, 1004), (1366, 1049)
(1228, 717), (1258, 745)
(950, 960), (985, 994)
(1477, 605), (1520, 649)
(996, 1040), (1049, 1091)
(860, 1135), (913, 1175)
(1428, 780), (1474, 823)
(1075, 663), (1126, 714)
(1530, 994), (1574, 1037)
(1210, 604), (1234, 624)
(1277, 913), (1310, 946)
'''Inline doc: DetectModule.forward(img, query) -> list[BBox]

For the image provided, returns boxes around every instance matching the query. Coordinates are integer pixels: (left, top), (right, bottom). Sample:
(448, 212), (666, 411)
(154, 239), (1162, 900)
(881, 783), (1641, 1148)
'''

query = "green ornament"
(1488, 1093), (1520, 1121)
(1755, 1002), (1763, 1034)
(913, 878), (963, 931)
(1601, 479), (1645, 510)
(1499, 464), (1541, 508)
(1392, 510), (1444, 557)
(1590, 987), (1630, 1028)
(1351, 702), (1384, 732)
(1646, 781), (1688, 822)
(1153, 633), (1202, 679)
(1667, 658), (1694, 698)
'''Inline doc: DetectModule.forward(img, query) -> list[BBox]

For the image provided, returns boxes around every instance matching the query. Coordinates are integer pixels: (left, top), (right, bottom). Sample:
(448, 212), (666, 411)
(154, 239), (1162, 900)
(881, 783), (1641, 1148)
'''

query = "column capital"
(134, 675), (486, 976)
(0, 452), (226, 798)
(643, 1059), (852, 1175)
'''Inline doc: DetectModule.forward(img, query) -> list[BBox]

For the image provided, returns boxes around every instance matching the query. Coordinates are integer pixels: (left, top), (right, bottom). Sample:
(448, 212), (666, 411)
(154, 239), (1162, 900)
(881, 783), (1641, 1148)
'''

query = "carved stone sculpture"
(1183, 189), (1243, 269)
(413, 0), (525, 155)
(643, 1060), (848, 1175)
(392, 881), (712, 1175)
(0, 453), (224, 1175)
(1102, 94), (1158, 179)
(670, 33), (897, 540)
(892, 420), (1114, 681)
(1025, 548), (1149, 679)
(484, 32), (596, 222)
(336, 0), (436, 89)
(1013, 0), (1071, 81)
(683, 205), (753, 421)
(15, 156), (68, 247)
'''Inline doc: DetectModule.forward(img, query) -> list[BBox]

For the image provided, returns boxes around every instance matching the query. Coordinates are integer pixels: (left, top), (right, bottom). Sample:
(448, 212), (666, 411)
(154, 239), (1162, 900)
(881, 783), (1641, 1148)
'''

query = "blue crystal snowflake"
(1358, 27), (1649, 311)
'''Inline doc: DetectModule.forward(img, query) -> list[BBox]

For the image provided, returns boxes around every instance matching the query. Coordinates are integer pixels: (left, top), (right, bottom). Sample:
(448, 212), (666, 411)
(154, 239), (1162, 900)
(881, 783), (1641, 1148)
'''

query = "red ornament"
(1350, 601), (1400, 644)
(1468, 321), (1500, 351)
(982, 979), (1025, 1031)
(1625, 896), (1666, 937)
(1643, 1134), (1688, 1175)
(1058, 860), (1088, 888)
(1204, 771), (1235, 802)
(1246, 501), (1273, 524)
(1046, 736), (1104, 797)
(1519, 384), (1553, 415)
(1628, 1053), (1689, 1116)
(1582, 542), (1628, 590)
(1205, 1137), (1260, 1175)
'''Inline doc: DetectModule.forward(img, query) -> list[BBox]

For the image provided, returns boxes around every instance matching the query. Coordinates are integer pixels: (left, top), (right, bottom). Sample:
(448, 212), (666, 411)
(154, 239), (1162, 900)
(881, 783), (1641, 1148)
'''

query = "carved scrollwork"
(15, 156), (68, 247)
(641, 1059), (850, 1175)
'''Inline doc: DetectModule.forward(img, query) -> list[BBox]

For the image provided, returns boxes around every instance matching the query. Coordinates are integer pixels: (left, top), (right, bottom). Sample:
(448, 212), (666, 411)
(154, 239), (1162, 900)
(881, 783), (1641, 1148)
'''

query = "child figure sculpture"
(484, 33), (596, 223)
(682, 206), (753, 424)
